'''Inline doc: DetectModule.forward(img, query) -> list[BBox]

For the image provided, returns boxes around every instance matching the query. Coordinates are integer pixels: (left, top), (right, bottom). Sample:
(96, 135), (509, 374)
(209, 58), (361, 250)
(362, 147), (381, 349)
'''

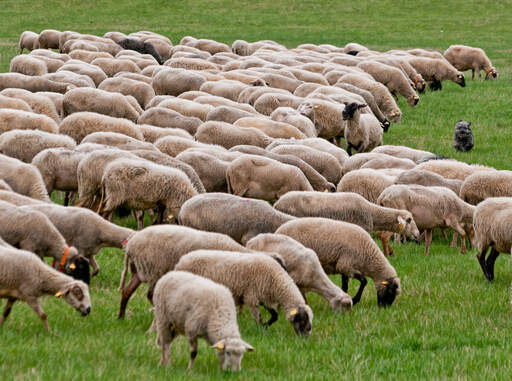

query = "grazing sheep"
(337, 168), (395, 203)
(238, 86), (291, 106)
(274, 191), (420, 256)
(372, 145), (436, 162)
(234, 117), (307, 139)
(37, 92), (65, 118)
(460, 170), (512, 205)
(341, 152), (395, 175)
(246, 233), (353, 312)
(361, 156), (415, 171)
(0, 94), (32, 112)
(296, 99), (345, 139)
(57, 62), (108, 87)
(0, 88), (60, 122)
(167, 57), (218, 71)
(0, 181), (12, 191)
(473, 198), (512, 281)
(0, 154), (51, 201)
(63, 88), (140, 122)
(195, 121), (273, 149)
(10, 55), (48, 76)
(415, 159), (495, 181)
(0, 190), (44, 206)
(342, 102), (383, 156)
(37, 29), (61, 49)
(81, 132), (156, 151)
(175, 250), (313, 335)
(276, 218), (401, 307)
(444, 45), (498, 80)
(0, 73), (70, 93)
(206, 105), (256, 124)
(195, 95), (257, 114)
(226, 155), (313, 202)
(68, 49), (113, 63)
(139, 124), (192, 143)
(0, 247), (91, 331)
(138, 107), (202, 135)
(406, 57), (465, 90)
(19, 31), (40, 53)
(116, 38), (164, 64)
(118, 225), (248, 318)
(158, 97), (213, 121)
(395, 169), (463, 196)
(199, 80), (249, 102)
(43, 70), (96, 88)
(154, 136), (223, 157)
(152, 68), (206, 96)
(59, 112), (144, 143)
(253, 93), (303, 116)
(154, 271), (253, 369)
(270, 107), (317, 137)
(453, 120), (474, 152)
(176, 151), (230, 192)
(378, 185), (475, 255)
(0, 130), (75, 163)
(98, 77), (155, 109)
(179, 193), (295, 244)
(114, 71), (153, 84)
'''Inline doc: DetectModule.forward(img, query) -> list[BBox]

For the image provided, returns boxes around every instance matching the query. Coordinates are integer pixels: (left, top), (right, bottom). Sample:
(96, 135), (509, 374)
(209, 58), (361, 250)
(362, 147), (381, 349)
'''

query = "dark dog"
(116, 38), (164, 64)
(453, 120), (474, 152)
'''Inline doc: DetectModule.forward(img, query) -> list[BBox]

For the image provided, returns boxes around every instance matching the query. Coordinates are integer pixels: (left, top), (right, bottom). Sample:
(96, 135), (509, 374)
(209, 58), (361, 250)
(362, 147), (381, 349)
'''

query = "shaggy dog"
(453, 120), (474, 152)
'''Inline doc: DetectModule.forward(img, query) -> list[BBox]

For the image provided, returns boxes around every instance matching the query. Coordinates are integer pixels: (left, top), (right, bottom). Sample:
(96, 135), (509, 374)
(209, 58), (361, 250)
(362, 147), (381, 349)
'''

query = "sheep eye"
(406, 218), (412, 223)
(226, 351), (231, 356)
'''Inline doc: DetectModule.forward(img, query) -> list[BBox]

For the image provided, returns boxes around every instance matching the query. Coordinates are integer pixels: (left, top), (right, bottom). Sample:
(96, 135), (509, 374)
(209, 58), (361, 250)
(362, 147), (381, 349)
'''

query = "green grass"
(1, 1), (512, 380)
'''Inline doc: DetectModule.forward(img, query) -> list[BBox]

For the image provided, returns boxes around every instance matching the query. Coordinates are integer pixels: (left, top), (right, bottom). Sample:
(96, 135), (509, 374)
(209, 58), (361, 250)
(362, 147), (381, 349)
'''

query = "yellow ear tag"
(398, 222), (403, 231)
(69, 263), (76, 270)
(324, 189), (329, 193)
(55, 291), (62, 298)
(167, 215), (174, 221)
(381, 281), (388, 286)
(290, 308), (297, 316)
(217, 343), (224, 350)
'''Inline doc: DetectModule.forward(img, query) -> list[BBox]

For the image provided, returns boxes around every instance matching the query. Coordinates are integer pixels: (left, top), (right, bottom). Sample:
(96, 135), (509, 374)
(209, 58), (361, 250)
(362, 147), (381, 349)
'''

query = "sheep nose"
(82, 306), (91, 316)
(413, 96), (419, 105)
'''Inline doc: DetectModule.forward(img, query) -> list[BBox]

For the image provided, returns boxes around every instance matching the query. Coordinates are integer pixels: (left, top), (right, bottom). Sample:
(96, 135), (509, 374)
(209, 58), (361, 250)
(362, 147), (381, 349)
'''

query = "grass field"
(1, 1), (512, 380)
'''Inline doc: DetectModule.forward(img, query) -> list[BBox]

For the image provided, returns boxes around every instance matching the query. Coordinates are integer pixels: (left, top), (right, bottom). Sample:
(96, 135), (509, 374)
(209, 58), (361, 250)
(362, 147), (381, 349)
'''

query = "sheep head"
(212, 338), (254, 371)
(342, 102), (366, 120)
(55, 280), (91, 316)
(286, 304), (313, 336)
(375, 277), (401, 307)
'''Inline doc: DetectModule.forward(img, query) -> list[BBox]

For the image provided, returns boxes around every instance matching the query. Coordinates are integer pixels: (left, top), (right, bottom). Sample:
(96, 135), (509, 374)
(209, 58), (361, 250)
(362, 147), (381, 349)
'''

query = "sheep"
(57, 62), (108, 87)
(151, 69), (204, 97)
(230, 145), (335, 192)
(184, 38), (231, 55)
(59, 112), (144, 143)
(226, 155), (313, 202)
(296, 99), (345, 139)
(395, 169), (463, 196)
(30, 49), (69, 63)
(415, 159), (495, 181)
(253, 93), (303, 116)
(341, 152), (396, 175)
(357, 61), (419, 106)
(158, 97), (213, 121)
(0, 154), (51, 201)
(0, 247), (91, 331)
(206, 105), (256, 124)
(37, 29), (61, 49)
(360, 156), (415, 171)
(99, 158), (198, 226)
(406, 57), (465, 90)
(175, 150), (229, 192)
(288, 68), (329, 85)
(37, 92), (65, 118)
(444, 45), (498, 80)
(276, 217), (401, 307)
(139, 124), (192, 143)
(342, 102), (383, 156)
(43, 71), (96, 88)
(115, 54), (158, 70)
(113, 71), (153, 84)
(81, 132), (156, 151)
(175, 250), (313, 335)
(377, 185), (475, 255)
(233, 117), (307, 140)
(274, 191), (420, 256)
(372, 145), (437, 162)
(68, 49), (113, 64)
(118, 225), (248, 318)
(23, 202), (134, 277)
(178, 193), (295, 244)
(199, 80), (249, 102)
(18, 31), (39, 53)
(460, 171), (512, 205)
(337, 168), (395, 203)
(98, 77), (155, 109)
(195, 121), (273, 149)
(238, 86), (291, 106)
(153, 271), (253, 369)
(338, 73), (402, 123)
(269, 144), (343, 185)
(138, 107), (202, 135)
(154, 136), (223, 157)
(0, 88), (60, 122)
(0, 73), (70, 93)
(0, 181), (12, 191)
(10, 55), (48, 76)
(246, 233), (353, 311)
(63, 88), (140, 122)
(473, 198), (512, 281)
(343, 42), (369, 54)
(0, 130), (75, 163)
(116, 38), (164, 64)
(270, 107), (317, 137)
(366, 55), (427, 93)
(195, 95), (257, 114)
(0, 94), (32, 112)
(167, 57), (218, 71)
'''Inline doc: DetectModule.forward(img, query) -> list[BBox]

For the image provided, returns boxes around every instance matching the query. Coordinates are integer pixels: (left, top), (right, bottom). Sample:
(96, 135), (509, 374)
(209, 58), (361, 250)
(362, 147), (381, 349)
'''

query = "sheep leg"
(26, 298), (49, 331)
(424, 229), (433, 256)
(90, 256), (100, 277)
(262, 307), (279, 327)
(0, 298), (16, 326)
(147, 285), (155, 305)
(341, 274), (349, 292)
(136, 211), (145, 230)
(378, 231), (393, 256)
(447, 220), (466, 254)
(450, 231), (458, 248)
(187, 337), (199, 369)
(440, 228), (448, 241)
(477, 246), (490, 280)
(485, 248), (500, 281)
(64, 192), (70, 207)
(248, 305), (263, 325)
(346, 144), (353, 156)
(471, 69), (475, 80)
(351, 274), (367, 306)
(158, 322), (176, 366)
(118, 272), (142, 319)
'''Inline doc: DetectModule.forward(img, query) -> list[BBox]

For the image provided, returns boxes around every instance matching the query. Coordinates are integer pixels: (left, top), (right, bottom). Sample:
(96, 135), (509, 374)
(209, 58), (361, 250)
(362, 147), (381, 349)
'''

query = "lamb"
(372, 145), (437, 162)
(152, 68), (206, 96)
(176, 150), (230, 192)
(229, 145), (335, 192)
(0, 88), (60, 122)
(18, 31), (39, 53)
(175, 250), (313, 335)
(178, 193), (295, 244)
(246, 233), (353, 312)
(406, 57), (465, 90)
(22, 202), (134, 277)
(226, 155), (313, 202)
(274, 191), (419, 256)
(337, 168), (395, 203)
(395, 169), (463, 196)
(0, 94), (32, 112)
(357, 61), (419, 106)
(444, 45), (497, 80)
(342, 102), (383, 156)
(57, 62), (108, 87)
(37, 29), (61, 49)
(338, 73), (402, 123)
(81, 132), (156, 151)
(460, 170), (512, 205)
(195, 121), (273, 149)
(99, 158), (198, 226)
(118, 225), (248, 318)
(0, 154), (51, 202)
(0, 247), (91, 331)
(0, 73), (70, 93)
(98, 77), (155, 109)
(296, 99), (345, 139)
(139, 124), (192, 143)
(59, 112), (144, 143)
(270, 107), (317, 137)
(253, 93), (304, 116)
(153, 271), (253, 369)
(0, 130), (75, 163)
(276, 218), (401, 307)
(10, 55), (48, 76)
(116, 38), (164, 64)
(473, 198), (512, 281)
(377, 185), (475, 255)
(234, 117), (307, 139)
(415, 159), (495, 181)
(138, 107), (202, 135)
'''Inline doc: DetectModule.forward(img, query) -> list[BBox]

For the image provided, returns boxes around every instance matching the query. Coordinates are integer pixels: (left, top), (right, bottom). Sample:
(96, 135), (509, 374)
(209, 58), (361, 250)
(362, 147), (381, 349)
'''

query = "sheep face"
(250, 78), (268, 87)
(398, 213), (420, 240)
(297, 103), (315, 122)
(64, 250), (91, 285)
(213, 338), (254, 371)
(455, 73), (465, 87)
(381, 120), (391, 132)
(330, 293), (353, 312)
(287, 305), (313, 336)
(375, 277), (401, 307)
(407, 95), (420, 107)
(485, 67), (498, 80)
(389, 109), (402, 123)
(56, 280), (92, 316)
(341, 102), (366, 120)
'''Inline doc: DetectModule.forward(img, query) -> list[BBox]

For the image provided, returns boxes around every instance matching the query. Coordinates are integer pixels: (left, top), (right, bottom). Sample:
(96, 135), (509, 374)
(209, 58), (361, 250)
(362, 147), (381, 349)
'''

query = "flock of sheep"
(0, 28), (506, 371)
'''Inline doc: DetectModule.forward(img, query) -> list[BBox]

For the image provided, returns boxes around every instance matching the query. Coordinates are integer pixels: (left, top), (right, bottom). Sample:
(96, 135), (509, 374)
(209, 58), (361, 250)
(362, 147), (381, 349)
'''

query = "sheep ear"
(211, 340), (225, 350)
(243, 341), (255, 352)
(358, 104), (367, 109)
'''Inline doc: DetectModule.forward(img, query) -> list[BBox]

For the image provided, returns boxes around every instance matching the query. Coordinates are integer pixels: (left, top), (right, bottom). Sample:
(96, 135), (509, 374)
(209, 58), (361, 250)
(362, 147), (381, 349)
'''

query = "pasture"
(1, 1), (512, 380)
